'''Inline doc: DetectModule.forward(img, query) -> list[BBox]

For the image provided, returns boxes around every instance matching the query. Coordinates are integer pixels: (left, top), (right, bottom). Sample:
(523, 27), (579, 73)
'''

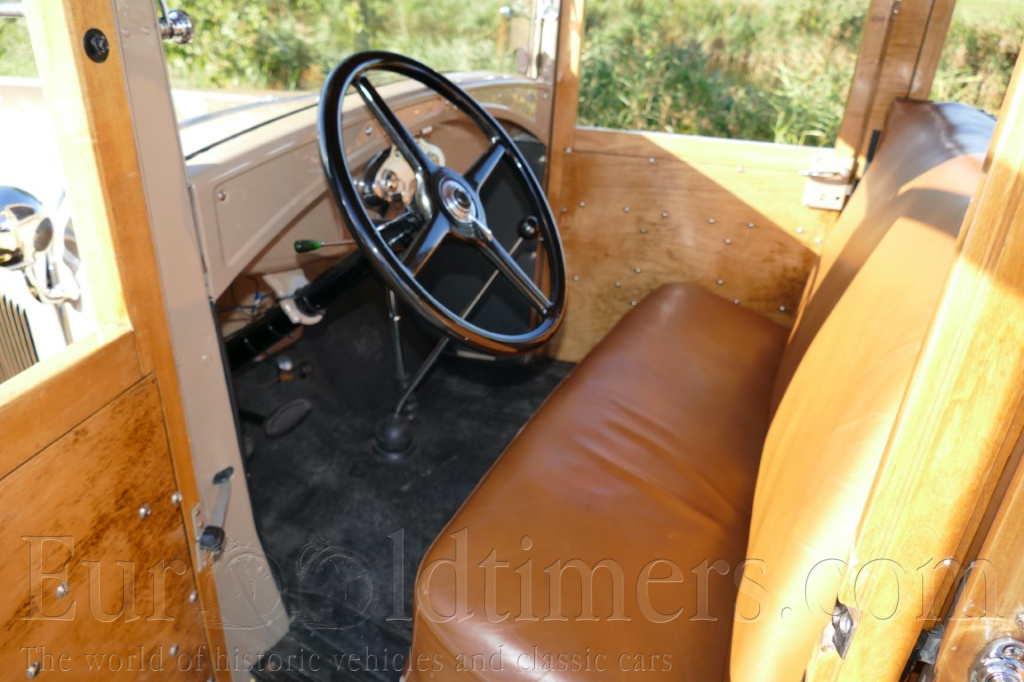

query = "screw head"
(614, 281), (622, 288)
(716, 279), (725, 286)
(623, 206), (630, 213)
(169, 643), (179, 657)
(189, 591), (199, 603)
(83, 28), (109, 63)
(707, 217), (716, 224)
(639, 228), (647, 234)
(26, 662), (41, 679)
(138, 504), (152, 520)
(779, 305), (788, 312)
(56, 581), (70, 599)
(217, 190), (227, 201)
(661, 211), (669, 219)
(747, 222), (755, 228)
(629, 300), (637, 307)
(724, 238), (732, 245)
(634, 267), (642, 274)
(572, 275), (580, 282)
(171, 491), (183, 505)
(578, 200), (585, 208)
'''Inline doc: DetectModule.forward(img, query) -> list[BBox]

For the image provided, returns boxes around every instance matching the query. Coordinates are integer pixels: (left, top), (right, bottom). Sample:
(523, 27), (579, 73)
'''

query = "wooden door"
(0, 0), (227, 678)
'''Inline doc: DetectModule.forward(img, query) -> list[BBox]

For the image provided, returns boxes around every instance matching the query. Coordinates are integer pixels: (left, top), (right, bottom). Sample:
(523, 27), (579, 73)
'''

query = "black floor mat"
(235, 278), (573, 681)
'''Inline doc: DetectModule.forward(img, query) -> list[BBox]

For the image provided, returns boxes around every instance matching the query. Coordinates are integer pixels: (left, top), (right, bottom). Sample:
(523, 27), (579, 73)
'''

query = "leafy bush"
(0, 0), (1019, 147)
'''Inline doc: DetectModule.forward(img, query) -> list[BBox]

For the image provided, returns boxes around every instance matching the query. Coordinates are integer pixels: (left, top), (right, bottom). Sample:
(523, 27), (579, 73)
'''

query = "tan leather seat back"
(731, 101), (994, 680)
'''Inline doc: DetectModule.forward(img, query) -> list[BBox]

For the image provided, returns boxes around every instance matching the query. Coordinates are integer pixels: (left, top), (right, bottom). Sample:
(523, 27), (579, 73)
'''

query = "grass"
(1, 0), (1020, 147)
(577, 0), (1022, 146)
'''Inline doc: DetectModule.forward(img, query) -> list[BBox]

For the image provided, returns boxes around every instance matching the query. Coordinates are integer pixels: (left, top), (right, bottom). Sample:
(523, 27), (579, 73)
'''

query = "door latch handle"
(198, 467), (234, 555)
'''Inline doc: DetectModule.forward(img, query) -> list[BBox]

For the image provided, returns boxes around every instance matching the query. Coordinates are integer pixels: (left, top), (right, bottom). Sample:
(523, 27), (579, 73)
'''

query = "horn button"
(438, 176), (481, 236)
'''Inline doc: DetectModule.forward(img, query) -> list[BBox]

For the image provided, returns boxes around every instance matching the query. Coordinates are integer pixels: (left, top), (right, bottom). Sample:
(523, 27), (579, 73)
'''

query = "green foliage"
(578, 0), (1021, 146)
(163, 0), (513, 90)
(0, 1), (1019, 148)
(0, 18), (36, 77)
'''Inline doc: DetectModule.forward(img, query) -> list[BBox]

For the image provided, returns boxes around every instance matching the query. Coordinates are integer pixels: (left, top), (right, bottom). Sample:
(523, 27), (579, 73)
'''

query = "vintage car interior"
(3, 0), (1024, 681)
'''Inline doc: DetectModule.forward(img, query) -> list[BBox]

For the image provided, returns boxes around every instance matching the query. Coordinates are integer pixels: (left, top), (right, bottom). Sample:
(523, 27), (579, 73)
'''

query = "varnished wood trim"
(545, 0), (585, 206)
(806, 50), (1024, 682)
(909, 0), (957, 100)
(574, 127), (832, 171)
(0, 329), (140, 480)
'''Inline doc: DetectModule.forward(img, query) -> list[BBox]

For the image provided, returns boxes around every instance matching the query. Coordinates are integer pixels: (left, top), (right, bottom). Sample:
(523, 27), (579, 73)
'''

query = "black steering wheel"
(318, 51), (567, 356)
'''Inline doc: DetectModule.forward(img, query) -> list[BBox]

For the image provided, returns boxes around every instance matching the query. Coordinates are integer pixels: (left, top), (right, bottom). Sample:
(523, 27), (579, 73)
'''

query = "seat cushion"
(407, 284), (787, 680)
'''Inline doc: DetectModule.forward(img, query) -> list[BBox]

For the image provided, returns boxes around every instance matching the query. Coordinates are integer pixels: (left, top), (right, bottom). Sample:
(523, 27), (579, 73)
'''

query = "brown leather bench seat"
(406, 101), (995, 681)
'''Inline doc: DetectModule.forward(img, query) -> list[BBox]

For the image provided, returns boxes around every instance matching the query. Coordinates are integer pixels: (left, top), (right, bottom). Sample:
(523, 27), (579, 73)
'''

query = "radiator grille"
(0, 293), (39, 383)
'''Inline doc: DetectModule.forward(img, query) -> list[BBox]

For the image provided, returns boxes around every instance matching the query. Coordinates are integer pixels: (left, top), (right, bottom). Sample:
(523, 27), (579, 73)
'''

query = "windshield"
(164, 0), (557, 93)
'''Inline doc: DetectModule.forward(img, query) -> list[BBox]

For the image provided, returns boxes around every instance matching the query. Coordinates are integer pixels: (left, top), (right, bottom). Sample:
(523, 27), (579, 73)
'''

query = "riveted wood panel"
(0, 379), (209, 679)
(550, 128), (834, 361)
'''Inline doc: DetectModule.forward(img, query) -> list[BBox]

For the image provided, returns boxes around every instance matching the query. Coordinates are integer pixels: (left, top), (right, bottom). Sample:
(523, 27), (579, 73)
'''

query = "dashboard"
(182, 74), (552, 336)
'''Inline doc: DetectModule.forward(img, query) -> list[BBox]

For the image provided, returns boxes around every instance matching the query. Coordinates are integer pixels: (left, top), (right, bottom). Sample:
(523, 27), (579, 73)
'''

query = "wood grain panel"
(0, 329), (140, 480)
(805, 53), (1024, 682)
(0, 379), (209, 679)
(551, 129), (833, 361)
(545, 0), (585, 207)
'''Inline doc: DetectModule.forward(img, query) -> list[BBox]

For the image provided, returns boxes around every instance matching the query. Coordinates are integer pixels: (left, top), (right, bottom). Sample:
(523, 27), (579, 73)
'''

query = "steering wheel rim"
(318, 51), (567, 356)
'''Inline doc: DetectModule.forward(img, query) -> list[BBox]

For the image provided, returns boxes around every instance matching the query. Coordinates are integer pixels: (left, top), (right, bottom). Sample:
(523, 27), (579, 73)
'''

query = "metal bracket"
(263, 270), (325, 326)
(801, 153), (854, 211)
(830, 600), (857, 658)
(194, 467), (234, 568)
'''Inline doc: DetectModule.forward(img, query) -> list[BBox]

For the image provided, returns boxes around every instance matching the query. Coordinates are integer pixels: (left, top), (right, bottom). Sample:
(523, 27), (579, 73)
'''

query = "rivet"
(733, 299), (741, 305)
(614, 281), (622, 288)
(560, 206), (567, 213)
(736, 165), (744, 173)
(814, 237), (823, 245)
(639, 228), (648, 234)
(796, 226), (805, 234)
(217, 190), (227, 202)
(171, 491), (183, 505)
(716, 279), (725, 286)
(188, 590), (198, 603)
(629, 300), (637, 307)
(579, 201), (586, 208)
(634, 267), (642, 274)
(56, 582), (70, 599)
(661, 211), (668, 219)
(26, 662), (40, 679)
(572, 275), (580, 282)
(138, 504), (152, 520)
(623, 206), (630, 213)
(747, 222), (755, 228)
(648, 157), (655, 164)
(724, 238), (732, 245)
(707, 217), (716, 224)
(169, 643), (179, 657)
(779, 305), (788, 312)
(364, 125), (373, 137)
(565, 147), (573, 155)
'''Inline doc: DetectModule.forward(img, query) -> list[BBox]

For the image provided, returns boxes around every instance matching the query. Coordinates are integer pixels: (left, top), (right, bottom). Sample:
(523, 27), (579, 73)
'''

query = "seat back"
(731, 101), (995, 680)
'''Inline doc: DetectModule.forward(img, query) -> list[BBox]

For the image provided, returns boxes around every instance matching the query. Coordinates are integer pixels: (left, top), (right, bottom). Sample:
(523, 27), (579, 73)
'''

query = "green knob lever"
(294, 239), (350, 253)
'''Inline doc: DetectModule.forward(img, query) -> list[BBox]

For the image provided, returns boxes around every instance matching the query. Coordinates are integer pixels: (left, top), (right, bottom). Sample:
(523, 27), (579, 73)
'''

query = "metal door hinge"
(801, 154), (854, 211)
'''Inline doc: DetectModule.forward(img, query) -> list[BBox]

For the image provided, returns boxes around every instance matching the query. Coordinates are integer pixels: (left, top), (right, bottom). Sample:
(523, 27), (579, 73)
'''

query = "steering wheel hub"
(438, 177), (477, 224)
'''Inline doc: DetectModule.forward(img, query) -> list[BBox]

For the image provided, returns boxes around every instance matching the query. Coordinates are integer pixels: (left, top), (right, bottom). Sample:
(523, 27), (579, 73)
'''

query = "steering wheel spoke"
(466, 142), (505, 191)
(404, 213), (451, 276)
(355, 76), (436, 176)
(474, 222), (552, 314)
